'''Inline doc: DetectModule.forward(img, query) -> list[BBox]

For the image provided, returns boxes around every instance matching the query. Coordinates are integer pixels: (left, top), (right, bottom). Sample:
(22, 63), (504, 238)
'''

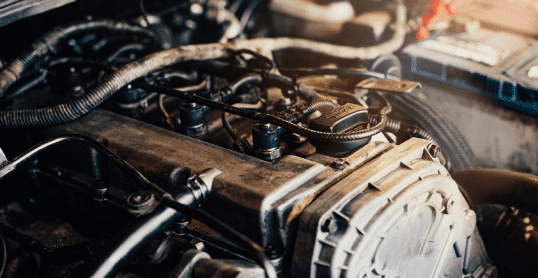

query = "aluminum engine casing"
(29, 108), (496, 278)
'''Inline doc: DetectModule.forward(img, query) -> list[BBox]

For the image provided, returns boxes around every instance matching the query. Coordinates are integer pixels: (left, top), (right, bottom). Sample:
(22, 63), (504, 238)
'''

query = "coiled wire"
(387, 92), (477, 171)
(371, 116), (450, 169)
(137, 82), (387, 142)
(300, 97), (338, 115)
(0, 44), (228, 128)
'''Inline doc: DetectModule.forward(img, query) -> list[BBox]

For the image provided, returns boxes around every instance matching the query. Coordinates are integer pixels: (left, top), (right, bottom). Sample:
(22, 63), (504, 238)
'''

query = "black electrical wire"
(238, 0), (263, 32)
(227, 74), (263, 95)
(0, 231), (6, 278)
(160, 197), (277, 278)
(220, 74), (263, 142)
(106, 43), (147, 63)
(230, 49), (274, 72)
(4, 57), (114, 102)
(135, 82), (388, 142)
(0, 43), (228, 129)
(0, 135), (167, 197)
(229, 0), (246, 14)
(160, 70), (199, 83)
(0, 19), (160, 99)
(139, 0), (151, 27)
(48, 57), (113, 71)
(5, 68), (48, 101)
(263, 73), (323, 100)
(221, 73), (263, 103)
(222, 112), (240, 141)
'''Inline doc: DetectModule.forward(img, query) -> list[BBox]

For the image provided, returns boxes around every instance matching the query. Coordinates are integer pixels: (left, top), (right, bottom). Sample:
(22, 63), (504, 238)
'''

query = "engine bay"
(0, 0), (537, 277)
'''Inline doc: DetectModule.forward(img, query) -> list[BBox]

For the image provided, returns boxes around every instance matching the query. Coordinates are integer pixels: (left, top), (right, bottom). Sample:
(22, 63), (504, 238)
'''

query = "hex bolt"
(171, 215), (190, 235)
(128, 191), (155, 210)
(428, 144), (441, 158)
(93, 180), (108, 201)
(330, 158), (346, 170)
(443, 195), (456, 214)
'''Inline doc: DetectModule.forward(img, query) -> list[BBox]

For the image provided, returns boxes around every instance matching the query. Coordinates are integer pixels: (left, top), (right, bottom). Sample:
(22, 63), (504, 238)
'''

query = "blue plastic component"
(401, 29), (538, 115)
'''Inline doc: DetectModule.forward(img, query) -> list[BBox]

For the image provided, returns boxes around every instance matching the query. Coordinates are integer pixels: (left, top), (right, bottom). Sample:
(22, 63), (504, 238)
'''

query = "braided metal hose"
(387, 93), (477, 171)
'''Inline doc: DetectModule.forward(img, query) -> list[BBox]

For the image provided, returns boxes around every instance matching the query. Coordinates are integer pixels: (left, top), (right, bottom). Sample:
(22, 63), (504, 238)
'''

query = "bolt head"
(428, 144), (441, 158)
(128, 191), (155, 209)
(93, 181), (108, 201)
(330, 158), (346, 170)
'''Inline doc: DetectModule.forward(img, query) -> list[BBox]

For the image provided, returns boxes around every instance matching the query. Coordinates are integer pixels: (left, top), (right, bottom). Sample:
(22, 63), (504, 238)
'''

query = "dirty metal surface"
(42, 109), (391, 250)
(292, 138), (495, 278)
(0, 211), (88, 278)
(356, 78), (421, 93)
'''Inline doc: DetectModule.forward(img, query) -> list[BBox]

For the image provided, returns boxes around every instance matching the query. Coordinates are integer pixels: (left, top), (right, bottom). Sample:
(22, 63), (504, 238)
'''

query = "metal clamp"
(356, 78), (421, 93)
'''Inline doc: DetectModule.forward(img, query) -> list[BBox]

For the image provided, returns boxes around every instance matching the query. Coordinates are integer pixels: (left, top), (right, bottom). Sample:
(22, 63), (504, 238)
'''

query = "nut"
(128, 191), (155, 210)
(330, 158), (346, 170)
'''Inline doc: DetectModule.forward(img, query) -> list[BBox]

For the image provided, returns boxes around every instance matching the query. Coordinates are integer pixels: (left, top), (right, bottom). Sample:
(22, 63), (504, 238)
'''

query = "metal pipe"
(83, 169), (221, 278)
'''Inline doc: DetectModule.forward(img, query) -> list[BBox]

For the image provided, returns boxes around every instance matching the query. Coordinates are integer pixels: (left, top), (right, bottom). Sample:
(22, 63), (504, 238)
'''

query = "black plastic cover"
(309, 103), (369, 133)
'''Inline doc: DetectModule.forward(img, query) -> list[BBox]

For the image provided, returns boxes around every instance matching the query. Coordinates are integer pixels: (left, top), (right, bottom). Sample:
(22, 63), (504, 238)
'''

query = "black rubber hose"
(387, 92), (477, 171)
(227, 73), (262, 95)
(106, 43), (147, 63)
(160, 197), (277, 278)
(222, 112), (239, 141)
(160, 70), (199, 82)
(220, 74), (263, 141)
(264, 73), (322, 100)
(0, 135), (167, 196)
(137, 82), (388, 142)
(0, 19), (159, 98)
(0, 44), (228, 128)
(238, 0), (263, 32)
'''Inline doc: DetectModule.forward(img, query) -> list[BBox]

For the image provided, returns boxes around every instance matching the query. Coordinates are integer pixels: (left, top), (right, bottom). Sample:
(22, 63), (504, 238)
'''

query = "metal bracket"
(169, 249), (210, 278)
(356, 78), (421, 93)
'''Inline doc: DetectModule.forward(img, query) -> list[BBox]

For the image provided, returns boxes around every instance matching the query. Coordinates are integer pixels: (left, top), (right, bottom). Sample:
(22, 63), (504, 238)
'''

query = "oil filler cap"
(309, 103), (371, 157)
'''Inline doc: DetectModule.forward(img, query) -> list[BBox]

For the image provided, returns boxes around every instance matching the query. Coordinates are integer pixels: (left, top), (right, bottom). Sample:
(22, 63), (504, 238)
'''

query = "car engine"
(0, 0), (537, 277)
